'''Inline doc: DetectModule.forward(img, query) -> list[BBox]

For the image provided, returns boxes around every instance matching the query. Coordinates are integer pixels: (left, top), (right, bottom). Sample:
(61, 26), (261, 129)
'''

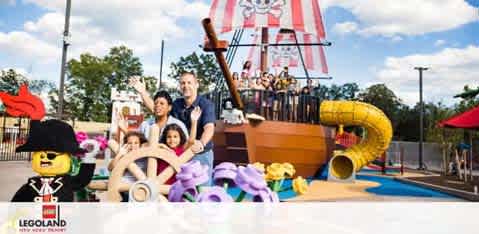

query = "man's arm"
(199, 99), (216, 148)
(200, 123), (214, 147)
(129, 76), (154, 113)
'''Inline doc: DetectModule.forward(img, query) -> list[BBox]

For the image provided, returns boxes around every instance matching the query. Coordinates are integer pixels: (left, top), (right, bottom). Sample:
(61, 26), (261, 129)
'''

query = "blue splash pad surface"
(357, 175), (455, 198)
(226, 175), (456, 200)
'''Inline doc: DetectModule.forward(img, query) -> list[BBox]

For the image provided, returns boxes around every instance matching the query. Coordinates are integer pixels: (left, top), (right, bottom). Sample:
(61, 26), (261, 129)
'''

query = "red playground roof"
(439, 105), (479, 129)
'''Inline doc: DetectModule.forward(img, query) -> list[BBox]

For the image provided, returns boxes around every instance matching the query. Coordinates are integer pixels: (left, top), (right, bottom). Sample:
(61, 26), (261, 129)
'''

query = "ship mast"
(260, 27), (268, 73)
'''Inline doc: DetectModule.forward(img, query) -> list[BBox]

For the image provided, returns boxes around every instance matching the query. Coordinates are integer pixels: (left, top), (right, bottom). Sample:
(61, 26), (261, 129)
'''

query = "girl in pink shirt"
(157, 107), (201, 184)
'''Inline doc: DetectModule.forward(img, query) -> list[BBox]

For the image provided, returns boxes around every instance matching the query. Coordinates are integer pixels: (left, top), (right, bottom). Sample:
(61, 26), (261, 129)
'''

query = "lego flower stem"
(223, 182), (229, 190)
(183, 192), (196, 202)
(235, 191), (246, 202)
(278, 179), (284, 191)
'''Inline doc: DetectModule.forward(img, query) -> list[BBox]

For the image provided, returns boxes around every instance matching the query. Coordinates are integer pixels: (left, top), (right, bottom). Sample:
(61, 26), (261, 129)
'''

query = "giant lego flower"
(292, 176), (308, 195)
(252, 187), (279, 203)
(168, 180), (198, 202)
(176, 160), (209, 188)
(265, 163), (285, 181)
(196, 186), (234, 202)
(234, 165), (267, 196)
(213, 162), (238, 188)
(282, 163), (296, 178)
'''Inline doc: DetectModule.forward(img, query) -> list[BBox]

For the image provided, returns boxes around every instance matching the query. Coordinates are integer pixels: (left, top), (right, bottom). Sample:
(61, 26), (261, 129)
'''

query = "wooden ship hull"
(213, 120), (336, 177)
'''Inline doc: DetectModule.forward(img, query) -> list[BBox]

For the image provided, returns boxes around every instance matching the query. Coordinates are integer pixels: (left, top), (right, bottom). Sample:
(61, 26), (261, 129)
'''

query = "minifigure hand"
(80, 139), (100, 163)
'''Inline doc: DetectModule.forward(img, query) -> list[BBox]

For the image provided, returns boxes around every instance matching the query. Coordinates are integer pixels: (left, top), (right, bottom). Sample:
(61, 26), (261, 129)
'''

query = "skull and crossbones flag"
(209, 0), (326, 40)
(246, 30), (329, 74)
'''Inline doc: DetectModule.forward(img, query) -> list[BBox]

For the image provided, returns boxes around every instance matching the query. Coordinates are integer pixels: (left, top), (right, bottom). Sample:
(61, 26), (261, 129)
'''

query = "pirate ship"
(204, 0), (393, 179)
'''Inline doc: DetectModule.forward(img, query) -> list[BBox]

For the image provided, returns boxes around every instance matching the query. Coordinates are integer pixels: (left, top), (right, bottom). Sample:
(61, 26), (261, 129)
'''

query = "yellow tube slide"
(320, 101), (393, 180)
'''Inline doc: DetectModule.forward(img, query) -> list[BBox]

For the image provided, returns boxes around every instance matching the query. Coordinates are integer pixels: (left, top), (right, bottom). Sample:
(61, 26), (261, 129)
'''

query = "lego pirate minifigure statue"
(0, 85), (96, 202)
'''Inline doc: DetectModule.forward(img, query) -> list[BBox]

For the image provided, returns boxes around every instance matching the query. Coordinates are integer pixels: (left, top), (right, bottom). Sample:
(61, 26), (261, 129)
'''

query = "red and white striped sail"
(209, 0), (326, 39)
(246, 30), (329, 74)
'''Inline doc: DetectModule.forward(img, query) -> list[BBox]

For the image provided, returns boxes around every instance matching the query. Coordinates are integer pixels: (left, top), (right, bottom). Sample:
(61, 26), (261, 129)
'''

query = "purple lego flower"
(176, 160), (209, 188)
(168, 180), (199, 202)
(196, 186), (234, 202)
(252, 187), (280, 203)
(234, 165), (267, 196)
(213, 162), (238, 187)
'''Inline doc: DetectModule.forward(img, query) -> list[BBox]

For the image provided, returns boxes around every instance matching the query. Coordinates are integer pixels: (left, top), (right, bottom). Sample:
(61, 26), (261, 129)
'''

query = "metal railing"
(0, 113), (31, 161)
(205, 89), (322, 124)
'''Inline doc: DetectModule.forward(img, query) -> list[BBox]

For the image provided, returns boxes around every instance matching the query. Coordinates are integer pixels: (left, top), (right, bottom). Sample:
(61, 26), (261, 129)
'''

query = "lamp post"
(414, 66), (428, 170)
(159, 40), (164, 89)
(57, 0), (72, 119)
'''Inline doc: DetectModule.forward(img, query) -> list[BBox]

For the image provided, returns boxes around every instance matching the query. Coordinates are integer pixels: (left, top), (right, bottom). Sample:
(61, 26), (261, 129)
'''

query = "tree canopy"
(168, 52), (221, 93)
(49, 46), (157, 122)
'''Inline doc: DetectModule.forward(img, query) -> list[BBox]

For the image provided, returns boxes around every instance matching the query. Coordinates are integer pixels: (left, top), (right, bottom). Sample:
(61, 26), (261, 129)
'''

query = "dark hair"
(160, 124), (187, 148)
(153, 90), (173, 104)
(123, 131), (147, 145)
(243, 61), (251, 70)
(232, 72), (239, 79)
(301, 86), (310, 94)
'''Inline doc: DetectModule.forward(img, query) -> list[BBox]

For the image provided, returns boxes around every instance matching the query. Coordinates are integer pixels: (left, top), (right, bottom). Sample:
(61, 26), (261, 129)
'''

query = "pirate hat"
(16, 119), (85, 154)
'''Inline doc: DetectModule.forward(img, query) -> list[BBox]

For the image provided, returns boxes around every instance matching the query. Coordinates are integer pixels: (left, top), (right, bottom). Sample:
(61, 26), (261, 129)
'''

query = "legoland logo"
(17, 204), (67, 233)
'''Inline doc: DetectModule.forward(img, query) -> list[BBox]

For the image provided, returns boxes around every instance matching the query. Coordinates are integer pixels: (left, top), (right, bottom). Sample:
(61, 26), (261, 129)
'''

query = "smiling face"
(126, 135), (141, 151)
(179, 73), (199, 99)
(31, 151), (71, 176)
(165, 130), (181, 149)
(153, 97), (172, 118)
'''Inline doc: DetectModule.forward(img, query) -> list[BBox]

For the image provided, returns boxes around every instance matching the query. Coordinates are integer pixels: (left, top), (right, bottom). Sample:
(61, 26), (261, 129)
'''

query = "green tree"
(104, 46), (143, 91)
(454, 85), (479, 113)
(0, 69), (54, 95)
(49, 46), (157, 122)
(313, 83), (359, 100)
(168, 52), (222, 93)
(357, 84), (405, 138)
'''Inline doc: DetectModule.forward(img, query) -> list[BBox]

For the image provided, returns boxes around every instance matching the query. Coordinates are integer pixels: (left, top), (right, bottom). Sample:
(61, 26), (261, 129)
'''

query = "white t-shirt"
(139, 115), (189, 141)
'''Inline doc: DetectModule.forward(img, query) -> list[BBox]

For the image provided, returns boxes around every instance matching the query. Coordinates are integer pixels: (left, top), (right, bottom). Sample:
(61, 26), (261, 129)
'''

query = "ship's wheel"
(89, 144), (198, 202)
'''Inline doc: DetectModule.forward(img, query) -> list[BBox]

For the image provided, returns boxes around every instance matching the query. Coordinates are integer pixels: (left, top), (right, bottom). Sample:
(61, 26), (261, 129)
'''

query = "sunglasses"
(41, 152), (61, 160)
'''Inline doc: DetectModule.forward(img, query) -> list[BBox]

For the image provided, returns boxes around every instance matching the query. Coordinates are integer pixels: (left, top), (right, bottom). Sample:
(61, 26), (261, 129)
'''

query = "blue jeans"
(191, 149), (214, 186)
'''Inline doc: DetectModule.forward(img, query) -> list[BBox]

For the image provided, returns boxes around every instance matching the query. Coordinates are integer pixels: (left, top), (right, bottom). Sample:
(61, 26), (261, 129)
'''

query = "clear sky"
(1, 0), (478, 106)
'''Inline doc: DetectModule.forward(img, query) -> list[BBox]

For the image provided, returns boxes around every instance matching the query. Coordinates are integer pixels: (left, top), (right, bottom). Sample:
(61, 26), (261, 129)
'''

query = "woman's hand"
(190, 106), (202, 122)
(128, 75), (146, 94)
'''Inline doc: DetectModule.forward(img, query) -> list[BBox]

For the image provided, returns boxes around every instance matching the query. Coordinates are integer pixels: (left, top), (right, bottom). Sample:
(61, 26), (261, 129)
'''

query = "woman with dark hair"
(137, 90), (189, 143)
(127, 76), (189, 142)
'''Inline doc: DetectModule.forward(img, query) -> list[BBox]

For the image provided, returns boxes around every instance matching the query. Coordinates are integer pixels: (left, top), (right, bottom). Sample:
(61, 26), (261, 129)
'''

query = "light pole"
(414, 66), (428, 170)
(159, 40), (164, 89)
(57, 0), (72, 119)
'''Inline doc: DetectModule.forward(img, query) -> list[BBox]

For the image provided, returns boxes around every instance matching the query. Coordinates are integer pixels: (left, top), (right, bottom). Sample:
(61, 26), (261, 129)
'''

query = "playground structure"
(202, 17), (393, 182)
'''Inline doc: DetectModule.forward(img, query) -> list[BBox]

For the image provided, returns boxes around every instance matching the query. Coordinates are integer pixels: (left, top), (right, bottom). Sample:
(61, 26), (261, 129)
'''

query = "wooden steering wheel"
(106, 145), (196, 202)
(88, 144), (198, 202)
